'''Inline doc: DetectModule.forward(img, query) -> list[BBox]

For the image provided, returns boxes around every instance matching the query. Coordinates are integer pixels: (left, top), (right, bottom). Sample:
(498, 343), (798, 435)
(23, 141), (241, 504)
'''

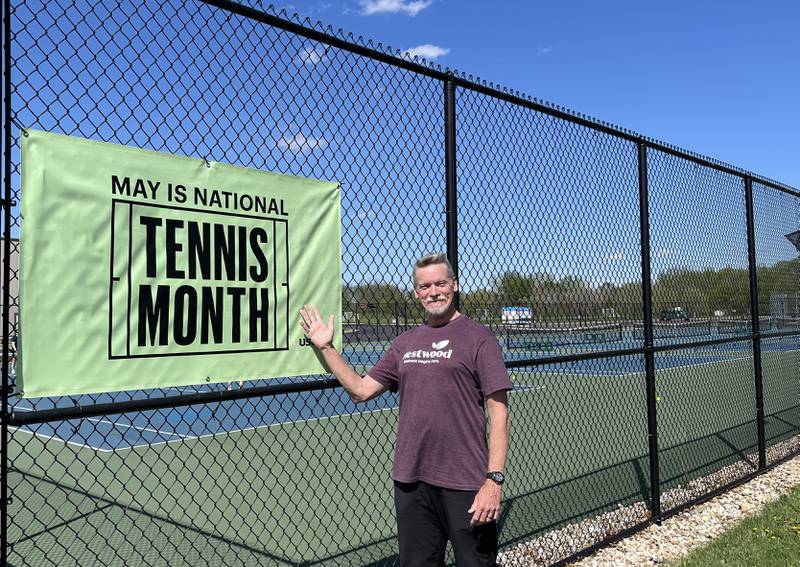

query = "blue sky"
(271, 0), (800, 190)
(10, 0), (798, 293)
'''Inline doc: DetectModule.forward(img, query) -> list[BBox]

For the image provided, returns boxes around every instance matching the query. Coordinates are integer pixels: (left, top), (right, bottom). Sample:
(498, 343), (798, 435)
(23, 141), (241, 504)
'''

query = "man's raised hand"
(299, 304), (335, 350)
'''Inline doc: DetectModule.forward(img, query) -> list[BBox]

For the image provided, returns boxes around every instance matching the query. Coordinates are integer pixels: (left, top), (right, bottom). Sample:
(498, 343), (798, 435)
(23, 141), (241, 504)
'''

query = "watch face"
(489, 472), (505, 484)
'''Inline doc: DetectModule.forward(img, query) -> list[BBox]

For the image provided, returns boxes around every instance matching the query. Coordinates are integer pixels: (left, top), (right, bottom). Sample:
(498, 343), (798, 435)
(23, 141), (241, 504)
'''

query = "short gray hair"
(412, 253), (455, 285)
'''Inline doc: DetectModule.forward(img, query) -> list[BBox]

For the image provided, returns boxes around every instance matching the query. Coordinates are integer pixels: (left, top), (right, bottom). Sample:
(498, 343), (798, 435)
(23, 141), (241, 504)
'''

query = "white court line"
(657, 354), (756, 373)
(8, 425), (115, 453)
(514, 351), (762, 381)
(511, 384), (547, 393)
(114, 405), (401, 453)
(510, 351), (792, 393)
(12, 405), (188, 445)
(16, 351), (776, 453)
(511, 369), (645, 380)
(508, 356), (761, 399)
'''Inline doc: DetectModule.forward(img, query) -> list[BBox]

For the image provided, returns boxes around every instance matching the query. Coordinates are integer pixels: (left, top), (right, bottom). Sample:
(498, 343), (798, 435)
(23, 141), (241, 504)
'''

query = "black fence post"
(444, 73), (459, 310)
(1, 0), (11, 560)
(744, 176), (767, 469)
(637, 142), (661, 521)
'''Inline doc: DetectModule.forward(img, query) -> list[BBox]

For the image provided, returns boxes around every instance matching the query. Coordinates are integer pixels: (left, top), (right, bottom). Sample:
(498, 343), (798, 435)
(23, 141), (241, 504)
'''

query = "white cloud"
(655, 248), (677, 258)
(277, 134), (328, 155)
(537, 46), (553, 56)
(360, 0), (432, 16)
(296, 45), (327, 66)
(603, 252), (625, 262)
(403, 43), (450, 61)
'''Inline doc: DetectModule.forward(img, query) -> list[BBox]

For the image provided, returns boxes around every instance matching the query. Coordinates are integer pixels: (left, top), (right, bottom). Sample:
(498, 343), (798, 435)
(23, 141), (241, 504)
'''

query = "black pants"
(394, 481), (498, 567)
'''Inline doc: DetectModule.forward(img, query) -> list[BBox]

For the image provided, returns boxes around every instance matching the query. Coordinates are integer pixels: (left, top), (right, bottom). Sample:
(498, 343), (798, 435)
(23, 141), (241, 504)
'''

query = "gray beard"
(424, 299), (450, 316)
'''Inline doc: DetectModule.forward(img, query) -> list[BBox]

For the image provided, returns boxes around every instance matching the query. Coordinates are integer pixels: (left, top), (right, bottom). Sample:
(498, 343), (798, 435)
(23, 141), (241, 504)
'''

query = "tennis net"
(773, 317), (800, 331)
(632, 320), (716, 341)
(716, 319), (752, 336)
(504, 323), (625, 350)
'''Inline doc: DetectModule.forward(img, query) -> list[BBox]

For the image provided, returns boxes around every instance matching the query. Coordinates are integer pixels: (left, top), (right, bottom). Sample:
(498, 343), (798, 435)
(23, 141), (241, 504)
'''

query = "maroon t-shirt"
(368, 314), (512, 490)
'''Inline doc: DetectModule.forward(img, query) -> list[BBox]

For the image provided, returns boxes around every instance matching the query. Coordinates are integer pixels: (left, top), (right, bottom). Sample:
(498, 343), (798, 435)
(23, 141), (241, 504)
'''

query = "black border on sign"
(107, 198), (290, 359)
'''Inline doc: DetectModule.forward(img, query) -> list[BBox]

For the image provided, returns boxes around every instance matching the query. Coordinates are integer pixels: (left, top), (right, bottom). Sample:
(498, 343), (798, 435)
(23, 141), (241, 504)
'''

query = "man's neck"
(426, 308), (460, 328)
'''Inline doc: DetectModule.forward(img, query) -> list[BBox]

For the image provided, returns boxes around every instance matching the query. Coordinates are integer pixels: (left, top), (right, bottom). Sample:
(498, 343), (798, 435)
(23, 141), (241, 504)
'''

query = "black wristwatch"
(487, 471), (505, 485)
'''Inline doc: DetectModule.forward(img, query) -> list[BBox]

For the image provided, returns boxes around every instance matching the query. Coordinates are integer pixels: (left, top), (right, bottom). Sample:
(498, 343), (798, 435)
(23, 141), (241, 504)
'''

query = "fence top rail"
(199, 0), (799, 198)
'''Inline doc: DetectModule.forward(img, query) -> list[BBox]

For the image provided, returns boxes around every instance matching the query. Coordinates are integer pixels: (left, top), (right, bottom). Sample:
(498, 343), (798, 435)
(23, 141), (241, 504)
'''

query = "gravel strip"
(573, 451), (800, 566)
(499, 435), (800, 566)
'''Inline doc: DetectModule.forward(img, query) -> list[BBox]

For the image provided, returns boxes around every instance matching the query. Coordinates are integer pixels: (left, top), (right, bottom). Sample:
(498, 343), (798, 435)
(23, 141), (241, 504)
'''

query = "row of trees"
(342, 258), (799, 325)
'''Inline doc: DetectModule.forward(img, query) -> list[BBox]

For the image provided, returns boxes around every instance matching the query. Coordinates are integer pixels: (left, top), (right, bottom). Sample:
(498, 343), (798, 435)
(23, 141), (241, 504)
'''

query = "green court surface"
(7, 349), (799, 566)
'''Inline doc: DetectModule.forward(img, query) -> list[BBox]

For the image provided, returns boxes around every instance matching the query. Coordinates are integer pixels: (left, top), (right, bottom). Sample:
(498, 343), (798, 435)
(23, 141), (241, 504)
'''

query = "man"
(299, 253), (511, 566)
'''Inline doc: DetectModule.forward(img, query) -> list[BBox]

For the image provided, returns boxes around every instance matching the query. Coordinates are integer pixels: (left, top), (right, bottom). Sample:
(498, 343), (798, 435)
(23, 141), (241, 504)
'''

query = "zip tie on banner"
(10, 116), (28, 137)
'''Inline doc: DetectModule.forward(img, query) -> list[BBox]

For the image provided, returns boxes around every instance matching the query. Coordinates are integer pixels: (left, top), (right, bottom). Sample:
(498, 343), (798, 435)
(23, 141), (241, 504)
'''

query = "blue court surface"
(10, 337), (798, 452)
(12, 386), (401, 452)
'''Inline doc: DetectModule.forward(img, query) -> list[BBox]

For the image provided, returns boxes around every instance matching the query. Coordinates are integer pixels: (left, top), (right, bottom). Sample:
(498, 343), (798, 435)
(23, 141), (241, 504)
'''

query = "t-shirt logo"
(402, 339), (454, 364)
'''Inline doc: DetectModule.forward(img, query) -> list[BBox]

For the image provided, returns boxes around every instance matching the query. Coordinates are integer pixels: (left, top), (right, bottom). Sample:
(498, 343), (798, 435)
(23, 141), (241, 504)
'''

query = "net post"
(744, 176), (767, 469)
(637, 141), (661, 521)
(444, 72), (459, 310)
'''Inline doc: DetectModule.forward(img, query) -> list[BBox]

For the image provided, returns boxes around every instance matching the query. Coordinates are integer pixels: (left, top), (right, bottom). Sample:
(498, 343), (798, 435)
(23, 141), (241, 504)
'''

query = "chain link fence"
(2, 1), (799, 565)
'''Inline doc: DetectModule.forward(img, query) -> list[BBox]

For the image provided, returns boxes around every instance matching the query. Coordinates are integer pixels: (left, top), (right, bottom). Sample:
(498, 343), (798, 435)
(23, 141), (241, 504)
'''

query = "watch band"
(487, 471), (505, 485)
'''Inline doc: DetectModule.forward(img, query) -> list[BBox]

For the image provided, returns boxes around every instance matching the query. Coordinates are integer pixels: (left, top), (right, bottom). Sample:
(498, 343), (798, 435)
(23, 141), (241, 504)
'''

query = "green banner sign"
(19, 130), (341, 398)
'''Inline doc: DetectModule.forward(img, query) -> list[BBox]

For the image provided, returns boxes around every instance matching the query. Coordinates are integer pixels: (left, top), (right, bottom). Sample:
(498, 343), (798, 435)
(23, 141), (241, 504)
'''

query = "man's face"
(413, 263), (458, 317)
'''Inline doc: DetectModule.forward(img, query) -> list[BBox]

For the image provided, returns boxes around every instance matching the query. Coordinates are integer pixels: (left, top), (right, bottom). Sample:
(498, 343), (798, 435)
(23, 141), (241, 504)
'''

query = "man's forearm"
(487, 405), (509, 472)
(470, 396), (508, 526)
(318, 345), (371, 402)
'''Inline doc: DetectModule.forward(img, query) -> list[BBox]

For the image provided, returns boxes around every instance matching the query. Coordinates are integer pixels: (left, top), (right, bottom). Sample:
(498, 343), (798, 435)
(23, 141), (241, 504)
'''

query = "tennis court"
(12, 334), (797, 453)
(7, 343), (798, 565)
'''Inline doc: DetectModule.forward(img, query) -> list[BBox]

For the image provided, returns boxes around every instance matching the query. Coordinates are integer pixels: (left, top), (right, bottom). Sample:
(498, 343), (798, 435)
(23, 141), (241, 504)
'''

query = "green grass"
(673, 484), (800, 567)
